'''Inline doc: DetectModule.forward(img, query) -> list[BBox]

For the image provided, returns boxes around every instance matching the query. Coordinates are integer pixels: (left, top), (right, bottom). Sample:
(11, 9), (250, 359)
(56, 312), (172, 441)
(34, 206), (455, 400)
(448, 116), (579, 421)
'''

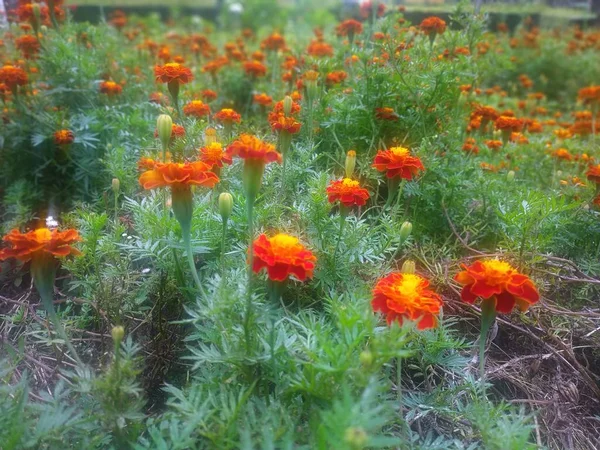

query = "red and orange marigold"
(336, 19), (363, 38)
(375, 107), (398, 121)
(578, 85), (600, 106)
(99, 80), (123, 96)
(199, 142), (233, 168)
(326, 178), (370, 207)
(372, 272), (443, 329)
(586, 164), (600, 184)
(0, 228), (81, 262)
(183, 100), (210, 118)
(215, 108), (242, 124)
(154, 62), (193, 85)
(54, 129), (74, 146)
(420, 16), (447, 36)
(227, 134), (281, 164)
(139, 161), (219, 190)
(372, 146), (424, 180)
(243, 60), (267, 78)
(251, 233), (316, 282)
(454, 260), (540, 313)
(0, 65), (28, 90)
(269, 112), (302, 134)
(253, 93), (273, 106)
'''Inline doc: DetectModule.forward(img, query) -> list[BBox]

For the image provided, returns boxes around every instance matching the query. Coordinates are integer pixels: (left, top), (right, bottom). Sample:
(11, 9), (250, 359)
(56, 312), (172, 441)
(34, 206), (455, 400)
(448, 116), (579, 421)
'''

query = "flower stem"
(181, 225), (203, 294)
(333, 207), (347, 263)
(479, 297), (497, 395)
(220, 219), (228, 276)
(244, 194), (255, 353)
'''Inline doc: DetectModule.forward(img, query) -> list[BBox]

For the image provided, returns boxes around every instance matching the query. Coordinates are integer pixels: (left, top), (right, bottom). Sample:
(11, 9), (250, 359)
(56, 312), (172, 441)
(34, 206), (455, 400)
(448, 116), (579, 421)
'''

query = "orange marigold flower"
(138, 157), (157, 170)
(269, 112), (302, 134)
(554, 128), (573, 140)
(325, 71), (348, 85)
(375, 107), (398, 121)
(474, 104), (499, 122)
(201, 89), (218, 102)
(251, 233), (316, 282)
(586, 164), (600, 184)
(99, 80), (123, 96)
(578, 85), (600, 105)
(153, 124), (185, 140)
(227, 134), (281, 163)
(326, 178), (370, 207)
(253, 93), (273, 106)
(420, 16), (447, 36)
(183, 100), (211, 118)
(273, 99), (301, 115)
(462, 138), (479, 154)
(552, 148), (573, 161)
(495, 115), (524, 132)
(139, 161), (219, 190)
(485, 140), (503, 150)
(336, 19), (363, 38)
(0, 65), (28, 89)
(307, 40), (334, 57)
(372, 146), (424, 179)
(303, 70), (320, 82)
(54, 129), (74, 146)
(154, 62), (193, 85)
(15, 3), (49, 24)
(0, 228), (81, 262)
(215, 108), (241, 124)
(372, 272), (443, 329)
(199, 142), (233, 168)
(261, 33), (286, 51)
(360, 1), (385, 19)
(15, 35), (40, 59)
(243, 60), (267, 77)
(455, 260), (539, 313)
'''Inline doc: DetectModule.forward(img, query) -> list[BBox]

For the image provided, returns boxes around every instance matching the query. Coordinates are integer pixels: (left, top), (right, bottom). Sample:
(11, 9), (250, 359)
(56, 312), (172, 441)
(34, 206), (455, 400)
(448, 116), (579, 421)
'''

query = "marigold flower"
(54, 129), (74, 146)
(336, 19), (363, 38)
(372, 272), (443, 329)
(183, 100), (210, 118)
(372, 147), (424, 180)
(227, 134), (281, 164)
(243, 60), (267, 77)
(138, 157), (157, 170)
(554, 128), (573, 140)
(99, 80), (123, 96)
(0, 65), (28, 90)
(15, 35), (40, 59)
(139, 161), (219, 190)
(253, 93), (273, 106)
(359, 1), (385, 19)
(273, 99), (301, 115)
(201, 89), (218, 102)
(251, 233), (316, 282)
(495, 115), (524, 132)
(0, 228), (81, 262)
(149, 91), (168, 104)
(420, 16), (447, 36)
(326, 178), (370, 207)
(375, 107), (398, 121)
(261, 33), (286, 51)
(199, 142), (233, 168)
(154, 124), (185, 140)
(325, 71), (348, 85)
(307, 40), (334, 57)
(154, 62), (193, 85)
(269, 112), (302, 134)
(578, 85), (600, 105)
(485, 140), (503, 150)
(462, 138), (480, 154)
(215, 108), (242, 124)
(586, 164), (600, 184)
(454, 260), (539, 313)
(552, 148), (573, 161)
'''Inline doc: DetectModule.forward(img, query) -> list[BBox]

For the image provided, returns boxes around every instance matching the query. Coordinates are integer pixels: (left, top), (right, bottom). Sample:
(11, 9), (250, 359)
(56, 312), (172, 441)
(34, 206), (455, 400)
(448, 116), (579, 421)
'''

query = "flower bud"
(401, 260), (416, 274)
(218, 192), (233, 221)
(111, 178), (120, 193)
(359, 350), (373, 367)
(283, 95), (293, 116)
(506, 170), (515, 182)
(344, 427), (368, 449)
(205, 127), (218, 145)
(399, 221), (413, 242)
(157, 114), (173, 151)
(345, 150), (356, 178)
(111, 325), (125, 344)
(31, 3), (41, 33)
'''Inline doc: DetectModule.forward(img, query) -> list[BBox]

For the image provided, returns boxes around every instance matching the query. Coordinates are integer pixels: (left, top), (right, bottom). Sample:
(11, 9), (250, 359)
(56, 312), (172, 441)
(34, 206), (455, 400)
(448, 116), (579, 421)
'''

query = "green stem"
(244, 195), (255, 353)
(220, 219), (228, 275)
(333, 207), (347, 262)
(181, 225), (203, 294)
(479, 297), (497, 395)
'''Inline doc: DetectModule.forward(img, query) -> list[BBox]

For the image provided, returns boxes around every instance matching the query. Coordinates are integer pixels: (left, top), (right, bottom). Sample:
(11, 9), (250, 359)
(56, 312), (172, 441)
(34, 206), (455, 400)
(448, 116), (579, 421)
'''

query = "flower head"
(420, 16), (447, 36)
(0, 228), (81, 262)
(139, 161), (219, 190)
(586, 164), (600, 184)
(0, 65), (28, 89)
(54, 129), (74, 146)
(199, 142), (233, 168)
(183, 100), (210, 118)
(269, 112), (302, 134)
(372, 147), (424, 180)
(154, 62), (193, 85)
(326, 178), (370, 207)
(375, 107), (398, 121)
(99, 80), (123, 96)
(243, 60), (267, 77)
(372, 272), (443, 329)
(578, 86), (600, 105)
(495, 116), (524, 133)
(261, 33), (286, 51)
(215, 108), (242, 124)
(227, 134), (281, 164)
(336, 19), (363, 38)
(252, 233), (316, 282)
(253, 93), (273, 106)
(454, 260), (539, 313)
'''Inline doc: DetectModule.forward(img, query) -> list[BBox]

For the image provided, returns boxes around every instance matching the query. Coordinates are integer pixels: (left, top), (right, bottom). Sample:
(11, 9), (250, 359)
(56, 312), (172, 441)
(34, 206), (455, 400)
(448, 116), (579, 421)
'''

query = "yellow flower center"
(34, 228), (52, 243)
(394, 273), (423, 300)
(390, 146), (409, 157)
(270, 233), (300, 251)
(203, 142), (223, 159)
(481, 260), (514, 285)
(341, 178), (360, 187)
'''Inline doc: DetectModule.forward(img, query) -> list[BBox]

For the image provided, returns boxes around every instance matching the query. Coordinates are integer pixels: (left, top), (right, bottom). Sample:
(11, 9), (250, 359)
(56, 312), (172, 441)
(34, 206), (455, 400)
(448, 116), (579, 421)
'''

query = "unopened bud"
(345, 150), (356, 178)
(31, 3), (41, 26)
(401, 260), (416, 274)
(506, 170), (515, 182)
(111, 178), (120, 193)
(344, 427), (368, 449)
(283, 95), (293, 116)
(399, 221), (413, 241)
(111, 325), (125, 344)
(157, 114), (173, 150)
(205, 127), (217, 145)
(218, 192), (233, 221)
(359, 350), (373, 367)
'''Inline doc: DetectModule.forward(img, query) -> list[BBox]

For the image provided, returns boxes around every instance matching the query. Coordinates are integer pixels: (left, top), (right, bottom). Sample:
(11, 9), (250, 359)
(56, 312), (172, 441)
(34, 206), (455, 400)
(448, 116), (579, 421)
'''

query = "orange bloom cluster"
(0, 228), (81, 262)
(375, 107), (398, 121)
(552, 148), (573, 161)
(183, 100), (210, 118)
(215, 108), (241, 124)
(495, 115), (524, 132)
(360, 1), (385, 19)
(154, 63), (193, 85)
(261, 33), (286, 52)
(243, 60), (267, 78)
(336, 19), (363, 38)
(0, 65), (28, 89)
(485, 140), (503, 150)
(227, 134), (282, 164)
(578, 86), (600, 105)
(455, 260), (539, 313)
(199, 142), (233, 168)
(15, 3), (49, 24)
(326, 178), (370, 207)
(253, 93), (273, 106)
(54, 129), (74, 146)
(372, 272), (443, 329)
(273, 99), (301, 116)
(201, 89), (218, 102)
(99, 80), (122, 96)
(15, 35), (40, 59)
(325, 71), (347, 85)
(251, 233), (316, 282)
(586, 164), (600, 184)
(139, 161), (218, 190)
(372, 147), (424, 180)
(420, 16), (447, 36)
(307, 40), (334, 57)
(269, 113), (302, 134)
